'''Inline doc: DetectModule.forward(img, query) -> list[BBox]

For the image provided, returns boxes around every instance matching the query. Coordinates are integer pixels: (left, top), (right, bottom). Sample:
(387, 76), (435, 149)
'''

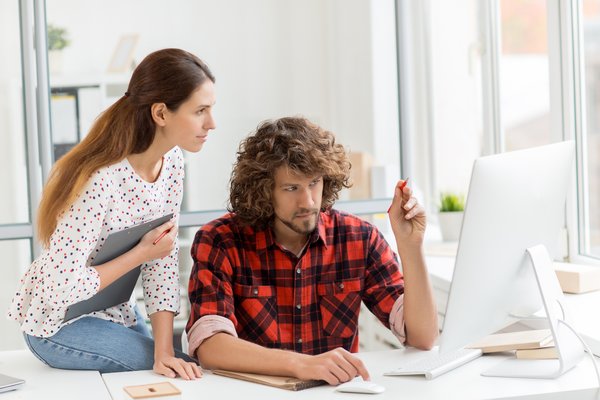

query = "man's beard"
(278, 209), (318, 234)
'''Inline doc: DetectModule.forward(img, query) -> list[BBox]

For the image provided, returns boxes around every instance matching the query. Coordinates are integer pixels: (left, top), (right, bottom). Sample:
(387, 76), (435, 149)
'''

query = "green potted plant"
(47, 24), (70, 74)
(438, 192), (465, 241)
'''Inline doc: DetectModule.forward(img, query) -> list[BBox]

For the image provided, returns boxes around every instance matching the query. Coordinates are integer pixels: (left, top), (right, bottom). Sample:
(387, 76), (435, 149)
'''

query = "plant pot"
(438, 211), (464, 242)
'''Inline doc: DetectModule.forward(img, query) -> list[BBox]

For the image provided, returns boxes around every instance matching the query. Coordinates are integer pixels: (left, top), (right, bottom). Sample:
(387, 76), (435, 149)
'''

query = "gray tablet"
(0, 373), (24, 393)
(63, 213), (174, 323)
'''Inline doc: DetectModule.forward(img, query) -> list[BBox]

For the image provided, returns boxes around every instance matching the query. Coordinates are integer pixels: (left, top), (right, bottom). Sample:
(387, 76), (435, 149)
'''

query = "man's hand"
(388, 180), (426, 246)
(292, 347), (370, 385)
(153, 353), (203, 380)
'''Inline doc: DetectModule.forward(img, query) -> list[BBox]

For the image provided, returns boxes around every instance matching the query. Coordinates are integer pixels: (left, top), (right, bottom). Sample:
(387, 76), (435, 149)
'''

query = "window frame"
(560, 0), (600, 264)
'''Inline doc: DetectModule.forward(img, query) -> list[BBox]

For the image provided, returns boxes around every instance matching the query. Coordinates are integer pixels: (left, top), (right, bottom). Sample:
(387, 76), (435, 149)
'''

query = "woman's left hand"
(153, 353), (203, 380)
(388, 180), (427, 246)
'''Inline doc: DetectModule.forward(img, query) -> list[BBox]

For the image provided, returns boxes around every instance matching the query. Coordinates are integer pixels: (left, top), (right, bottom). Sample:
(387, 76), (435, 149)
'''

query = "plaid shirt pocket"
(233, 283), (280, 346)
(317, 278), (363, 338)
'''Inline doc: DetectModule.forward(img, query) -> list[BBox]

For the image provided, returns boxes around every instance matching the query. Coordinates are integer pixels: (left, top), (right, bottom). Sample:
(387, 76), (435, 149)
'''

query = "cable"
(558, 319), (600, 389)
(508, 300), (599, 387)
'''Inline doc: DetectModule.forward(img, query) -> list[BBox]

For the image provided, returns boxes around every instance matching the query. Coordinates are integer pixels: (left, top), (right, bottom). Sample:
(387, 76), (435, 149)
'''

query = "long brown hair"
(229, 117), (351, 228)
(38, 48), (215, 246)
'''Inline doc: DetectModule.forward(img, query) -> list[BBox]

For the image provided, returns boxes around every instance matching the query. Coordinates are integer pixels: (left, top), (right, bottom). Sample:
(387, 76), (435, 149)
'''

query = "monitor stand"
(482, 244), (586, 379)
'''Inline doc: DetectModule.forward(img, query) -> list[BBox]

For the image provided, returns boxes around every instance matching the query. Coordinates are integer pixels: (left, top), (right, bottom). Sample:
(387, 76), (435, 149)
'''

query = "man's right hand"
(292, 347), (370, 385)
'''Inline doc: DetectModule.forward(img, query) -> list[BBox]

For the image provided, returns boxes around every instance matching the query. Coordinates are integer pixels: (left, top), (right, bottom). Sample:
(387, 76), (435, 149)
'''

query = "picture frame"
(107, 34), (139, 73)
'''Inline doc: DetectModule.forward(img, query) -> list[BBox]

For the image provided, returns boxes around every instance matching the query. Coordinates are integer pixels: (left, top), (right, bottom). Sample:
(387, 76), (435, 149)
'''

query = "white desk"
(102, 348), (599, 400)
(0, 350), (110, 400)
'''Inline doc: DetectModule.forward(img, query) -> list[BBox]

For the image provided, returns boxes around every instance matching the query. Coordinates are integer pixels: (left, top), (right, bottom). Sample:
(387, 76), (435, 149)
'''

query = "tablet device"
(0, 373), (24, 393)
(63, 213), (174, 323)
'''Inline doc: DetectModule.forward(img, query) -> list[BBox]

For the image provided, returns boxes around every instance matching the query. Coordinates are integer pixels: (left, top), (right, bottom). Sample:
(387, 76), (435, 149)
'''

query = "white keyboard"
(384, 348), (483, 380)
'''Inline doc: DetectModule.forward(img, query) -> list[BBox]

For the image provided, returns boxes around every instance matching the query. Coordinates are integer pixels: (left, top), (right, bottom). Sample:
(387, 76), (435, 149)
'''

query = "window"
(0, 0), (33, 351)
(0, 0), (29, 225)
(500, 0), (557, 150)
(577, 0), (600, 258)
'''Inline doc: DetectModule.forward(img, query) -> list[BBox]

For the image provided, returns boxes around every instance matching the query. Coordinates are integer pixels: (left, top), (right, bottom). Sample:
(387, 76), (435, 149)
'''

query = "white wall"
(46, 0), (399, 209)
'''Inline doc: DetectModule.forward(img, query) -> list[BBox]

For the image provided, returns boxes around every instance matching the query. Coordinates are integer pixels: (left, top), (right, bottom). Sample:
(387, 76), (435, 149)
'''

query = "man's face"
(271, 165), (323, 236)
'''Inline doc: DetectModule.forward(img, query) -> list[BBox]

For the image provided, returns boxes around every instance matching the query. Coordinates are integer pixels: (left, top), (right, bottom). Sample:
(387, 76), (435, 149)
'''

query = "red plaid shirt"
(186, 209), (404, 355)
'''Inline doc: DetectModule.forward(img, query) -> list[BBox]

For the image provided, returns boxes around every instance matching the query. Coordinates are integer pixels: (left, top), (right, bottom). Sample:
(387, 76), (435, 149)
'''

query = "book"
(466, 329), (553, 353)
(516, 346), (558, 360)
(212, 370), (326, 391)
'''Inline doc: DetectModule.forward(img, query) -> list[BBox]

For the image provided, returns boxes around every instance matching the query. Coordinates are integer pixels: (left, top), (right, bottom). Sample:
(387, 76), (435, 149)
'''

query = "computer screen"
(438, 141), (575, 354)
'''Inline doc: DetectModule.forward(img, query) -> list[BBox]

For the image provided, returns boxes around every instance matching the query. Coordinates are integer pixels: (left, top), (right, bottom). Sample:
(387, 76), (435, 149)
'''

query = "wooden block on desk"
(123, 382), (181, 399)
(554, 261), (600, 293)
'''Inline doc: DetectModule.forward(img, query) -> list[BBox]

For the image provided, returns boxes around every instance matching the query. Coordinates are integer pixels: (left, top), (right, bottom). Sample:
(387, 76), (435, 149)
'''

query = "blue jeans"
(24, 308), (193, 373)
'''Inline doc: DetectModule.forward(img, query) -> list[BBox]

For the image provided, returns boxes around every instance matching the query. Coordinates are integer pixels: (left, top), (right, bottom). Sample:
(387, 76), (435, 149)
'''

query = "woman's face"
(162, 80), (216, 153)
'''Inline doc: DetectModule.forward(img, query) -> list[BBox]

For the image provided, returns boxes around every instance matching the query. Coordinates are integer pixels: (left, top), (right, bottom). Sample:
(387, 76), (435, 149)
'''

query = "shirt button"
(296, 304), (301, 310)
(297, 338), (303, 344)
(296, 268), (301, 274)
(339, 283), (344, 289)
(253, 288), (258, 295)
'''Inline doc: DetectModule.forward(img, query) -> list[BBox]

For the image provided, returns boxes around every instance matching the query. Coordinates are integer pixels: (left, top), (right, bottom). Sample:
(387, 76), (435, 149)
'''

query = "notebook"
(515, 346), (558, 359)
(212, 370), (325, 391)
(0, 373), (25, 393)
(63, 213), (174, 323)
(466, 329), (553, 353)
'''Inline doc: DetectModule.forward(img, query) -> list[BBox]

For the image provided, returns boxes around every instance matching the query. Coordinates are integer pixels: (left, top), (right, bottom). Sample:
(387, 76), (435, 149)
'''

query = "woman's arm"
(150, 311), (202, 380)
(92, 220), (176, 290)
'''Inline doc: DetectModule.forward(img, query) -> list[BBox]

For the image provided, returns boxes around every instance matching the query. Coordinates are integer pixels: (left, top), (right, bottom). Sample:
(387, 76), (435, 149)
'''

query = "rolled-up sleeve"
(186, 315), (238, 358)
(389, 294), (406, 344)
(186, 227), (239, 356)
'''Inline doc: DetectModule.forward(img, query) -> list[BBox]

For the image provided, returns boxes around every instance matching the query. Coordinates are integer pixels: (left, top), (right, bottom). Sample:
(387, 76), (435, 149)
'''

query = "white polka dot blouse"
(7, 146), (185, 337)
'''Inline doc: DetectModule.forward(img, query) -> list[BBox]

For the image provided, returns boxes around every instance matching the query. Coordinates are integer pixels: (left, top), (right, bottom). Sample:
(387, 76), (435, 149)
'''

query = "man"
(186, 117), (438, 385)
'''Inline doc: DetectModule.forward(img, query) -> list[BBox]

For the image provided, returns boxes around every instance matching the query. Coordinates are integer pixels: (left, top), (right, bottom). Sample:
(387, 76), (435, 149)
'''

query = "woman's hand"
(388, 180), (426, 247)
(136, 220), (177, 262)
(153, 353), (203, 380)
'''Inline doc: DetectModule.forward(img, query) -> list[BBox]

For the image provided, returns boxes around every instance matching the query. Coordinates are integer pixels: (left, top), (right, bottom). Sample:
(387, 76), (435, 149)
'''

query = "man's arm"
(388, 180), (438, 349)
(396, 246), (438, 349)
(196, 332), (369, 385)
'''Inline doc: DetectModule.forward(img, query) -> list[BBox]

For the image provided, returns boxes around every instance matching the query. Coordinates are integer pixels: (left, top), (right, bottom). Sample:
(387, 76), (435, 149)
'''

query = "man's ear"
(151, 103), (168, 126)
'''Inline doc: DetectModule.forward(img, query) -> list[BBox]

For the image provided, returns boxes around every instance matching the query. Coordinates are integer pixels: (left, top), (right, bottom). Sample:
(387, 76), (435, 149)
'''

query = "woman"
(7, 48), (215, 379)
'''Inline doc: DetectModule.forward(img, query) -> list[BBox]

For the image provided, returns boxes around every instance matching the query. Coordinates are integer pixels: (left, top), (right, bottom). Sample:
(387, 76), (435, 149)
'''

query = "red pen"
(387, 178), (410, 213)
(152, 228), (172, 245)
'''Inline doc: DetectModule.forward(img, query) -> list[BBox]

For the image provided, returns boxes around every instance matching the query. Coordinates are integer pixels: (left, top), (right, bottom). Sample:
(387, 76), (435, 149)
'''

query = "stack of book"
(467, 329), (557, 360)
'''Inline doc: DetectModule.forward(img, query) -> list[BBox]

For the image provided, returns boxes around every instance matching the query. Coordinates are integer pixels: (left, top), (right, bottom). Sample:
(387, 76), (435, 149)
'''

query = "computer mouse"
(335, 380), (385, 394)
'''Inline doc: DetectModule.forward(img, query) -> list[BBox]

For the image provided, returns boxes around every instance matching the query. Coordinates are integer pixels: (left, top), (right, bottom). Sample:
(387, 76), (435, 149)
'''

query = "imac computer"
(386, 140), (584, 379)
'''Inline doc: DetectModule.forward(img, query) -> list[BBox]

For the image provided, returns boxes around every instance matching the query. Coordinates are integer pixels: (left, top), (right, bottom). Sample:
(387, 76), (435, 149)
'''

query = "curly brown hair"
(229, 117), (352, 227)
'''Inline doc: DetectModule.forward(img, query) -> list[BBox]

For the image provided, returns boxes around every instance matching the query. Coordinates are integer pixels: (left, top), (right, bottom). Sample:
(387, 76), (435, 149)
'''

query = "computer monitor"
(438, 141), (577, 372)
